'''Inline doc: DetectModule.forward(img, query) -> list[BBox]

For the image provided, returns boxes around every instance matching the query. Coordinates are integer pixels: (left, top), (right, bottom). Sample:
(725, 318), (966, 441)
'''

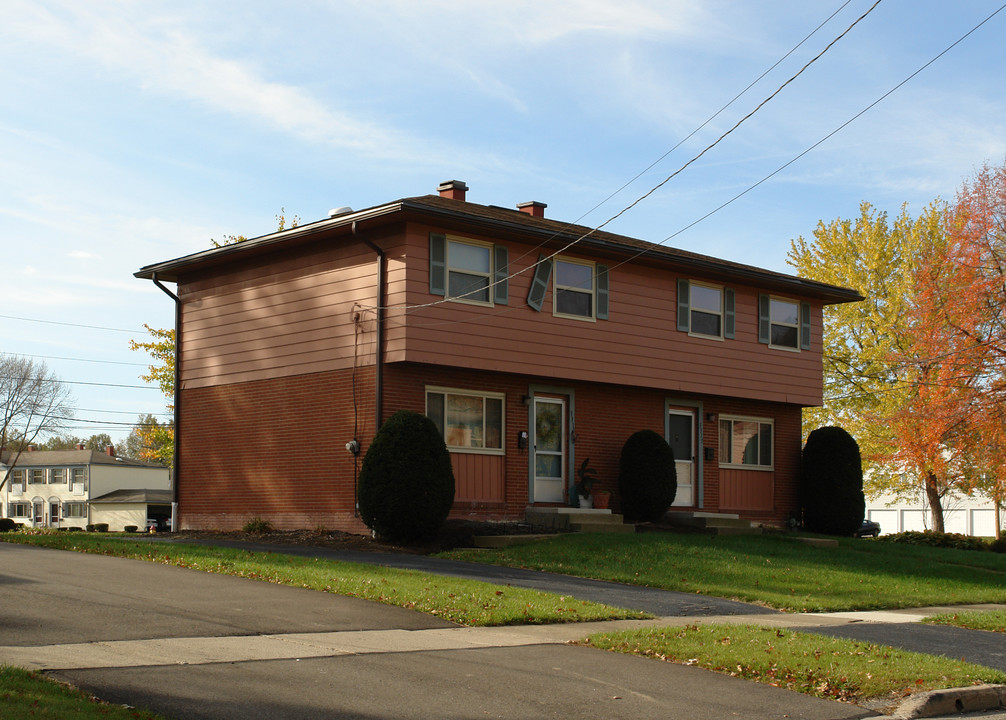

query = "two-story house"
(135, 180), (862, 534)
(2, 446), (172, 531)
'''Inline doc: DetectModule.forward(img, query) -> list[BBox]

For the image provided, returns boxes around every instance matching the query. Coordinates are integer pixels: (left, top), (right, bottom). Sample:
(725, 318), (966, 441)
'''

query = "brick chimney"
(76, 443), (85, 451)
(27, 445), (35, 452)
(517, 201), (547, 218)
(106, 445), (115, 457)
(438, 180), (468, 201)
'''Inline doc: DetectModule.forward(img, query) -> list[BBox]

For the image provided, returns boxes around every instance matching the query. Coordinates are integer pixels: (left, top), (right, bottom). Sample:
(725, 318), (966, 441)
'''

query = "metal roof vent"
(329, 206), (353, 218)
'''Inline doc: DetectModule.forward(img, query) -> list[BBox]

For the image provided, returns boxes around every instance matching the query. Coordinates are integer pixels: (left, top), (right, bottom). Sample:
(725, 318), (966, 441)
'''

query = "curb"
(891, 684), (1006, 719)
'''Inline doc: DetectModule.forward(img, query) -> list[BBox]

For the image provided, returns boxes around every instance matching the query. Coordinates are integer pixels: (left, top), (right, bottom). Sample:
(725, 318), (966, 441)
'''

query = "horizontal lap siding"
(397, 224), (824, 406)
(179, 240), (387, 389)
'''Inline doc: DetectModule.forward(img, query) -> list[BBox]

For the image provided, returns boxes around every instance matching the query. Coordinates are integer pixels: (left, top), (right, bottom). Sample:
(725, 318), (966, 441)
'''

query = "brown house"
(135, 180), (861, 533)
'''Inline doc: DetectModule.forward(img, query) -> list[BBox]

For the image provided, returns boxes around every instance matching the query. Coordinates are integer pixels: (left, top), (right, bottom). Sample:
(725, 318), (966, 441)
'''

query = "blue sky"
(1, 0), (1004, 443)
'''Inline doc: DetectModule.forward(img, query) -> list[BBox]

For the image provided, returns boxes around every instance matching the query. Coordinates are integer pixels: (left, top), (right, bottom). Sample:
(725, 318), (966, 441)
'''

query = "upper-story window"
(426, 387), (504, 454)
(677, 279), (735, 339)
(554, 258), (595, 320)
(29, 469), (45, 485)
(758, 295), (811, 351)
(51, 468), (66, 485)
(9, 469), (26, 493)
(719, 416), (773, 469)
(526, 256), (609, 320)
(72, 467), (86, 484)
(429, 233), (508, 306)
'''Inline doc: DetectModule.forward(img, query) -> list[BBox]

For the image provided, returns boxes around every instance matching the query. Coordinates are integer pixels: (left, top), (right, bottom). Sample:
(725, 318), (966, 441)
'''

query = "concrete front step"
(525, 507), (633, 533)
(662, 510), (763, 535)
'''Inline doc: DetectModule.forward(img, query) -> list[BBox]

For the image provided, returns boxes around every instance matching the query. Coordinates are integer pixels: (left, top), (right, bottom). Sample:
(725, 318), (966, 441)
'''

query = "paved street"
(1, 542), (879, 720)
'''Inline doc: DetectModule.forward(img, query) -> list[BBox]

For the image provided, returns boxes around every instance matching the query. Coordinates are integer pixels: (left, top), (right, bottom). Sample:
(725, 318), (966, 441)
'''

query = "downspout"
(151, 272), (180, 532)
(354, 221), (385, 431)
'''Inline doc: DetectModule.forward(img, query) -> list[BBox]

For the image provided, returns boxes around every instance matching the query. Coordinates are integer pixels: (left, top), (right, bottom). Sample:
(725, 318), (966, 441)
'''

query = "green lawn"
(0, 666), (167, 720)
(583, 624), (1006, 704)
(0, 533), (646, 626)
(924, 610), (1006, 633)
(440, 532), (1006, 612)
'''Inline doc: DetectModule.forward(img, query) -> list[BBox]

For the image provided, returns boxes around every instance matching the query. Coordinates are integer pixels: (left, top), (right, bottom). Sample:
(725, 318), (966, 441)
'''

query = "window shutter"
(429, 233), (446, 296)
(800, 302), (811, 350)
(493, 245), (508, 305)
(677, 279), (690, 331)
(526, 255), (552, 311)
(758, 294), (770, 344)
(595, 264), (609, 320)
(724, 288), (735, 339)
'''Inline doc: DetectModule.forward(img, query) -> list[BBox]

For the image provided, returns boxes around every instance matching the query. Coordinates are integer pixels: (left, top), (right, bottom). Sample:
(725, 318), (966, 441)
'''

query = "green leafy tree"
(787, 202), (945, 496)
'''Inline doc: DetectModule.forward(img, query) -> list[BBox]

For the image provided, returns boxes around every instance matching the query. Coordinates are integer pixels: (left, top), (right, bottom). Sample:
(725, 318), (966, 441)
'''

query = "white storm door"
(668, 410), (695, 506)
(533, 398), (566, 503)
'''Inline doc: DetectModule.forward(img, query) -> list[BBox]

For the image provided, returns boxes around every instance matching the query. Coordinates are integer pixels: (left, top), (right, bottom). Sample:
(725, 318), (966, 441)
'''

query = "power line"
(0, 376), (157, 390)
(392, 0), (885, 314)
(0, 314), (141, 334)
(10, 353), (148, 368)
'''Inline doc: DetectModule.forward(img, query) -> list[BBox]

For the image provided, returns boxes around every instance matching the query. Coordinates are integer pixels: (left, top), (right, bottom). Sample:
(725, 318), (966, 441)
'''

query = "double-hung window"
(759, 295), (811, 351)
(9, 469), (26, 494)
(719, 416), (773, 469)
(429, 234), (508, 306)
(51, 468), (66, 486)
(426, 387), (504, 453)
(8, 502), (30, 519)
(677, 280), (735, 339)
(29, 469), (45, 485)
(554, 258), (595, 320)
(64, 502), (86, 519)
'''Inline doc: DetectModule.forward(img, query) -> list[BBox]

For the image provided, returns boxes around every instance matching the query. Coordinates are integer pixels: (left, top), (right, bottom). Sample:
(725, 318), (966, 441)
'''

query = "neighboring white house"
(1, 446), (171, 531)
(865, 488), (1002, 537)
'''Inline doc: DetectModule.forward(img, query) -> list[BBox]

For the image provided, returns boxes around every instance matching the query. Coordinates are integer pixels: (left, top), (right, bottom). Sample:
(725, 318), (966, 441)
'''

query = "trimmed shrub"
(800, 426), (864, 536)
(358, 410), (455, 543)
(990, 537), (1006, 554)
(0, 518), (17, 532)
(85, 524), (95, 532)
(618, 429), (676, 523)
(124, 525), (138, 533)
(880, 530), (989, 552)
(94, 523), (109, 533)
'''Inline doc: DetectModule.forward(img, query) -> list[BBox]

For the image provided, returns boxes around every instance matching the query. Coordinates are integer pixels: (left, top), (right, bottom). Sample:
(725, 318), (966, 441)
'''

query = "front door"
(668, 409), (696, 506)
(49, 502), (60, 527)
(33, 501), (44, 526)
(533, 397), (566, 503)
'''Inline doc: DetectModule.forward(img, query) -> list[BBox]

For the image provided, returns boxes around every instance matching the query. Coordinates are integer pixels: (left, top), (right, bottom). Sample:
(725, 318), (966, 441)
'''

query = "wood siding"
(177, 236), (389, 389)
(388, 223), (825, 407)
(720, 469), (775, 511)
(451, 453), (505, 503)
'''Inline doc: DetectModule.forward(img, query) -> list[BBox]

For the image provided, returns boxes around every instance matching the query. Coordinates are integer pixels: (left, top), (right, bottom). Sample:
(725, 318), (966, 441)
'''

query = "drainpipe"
(151, 272), (180, 532)
(353, 221), (385, 431)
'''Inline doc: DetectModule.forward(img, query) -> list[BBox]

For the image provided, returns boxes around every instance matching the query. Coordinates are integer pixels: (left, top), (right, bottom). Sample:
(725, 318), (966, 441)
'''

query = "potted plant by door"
(574, 458), (598, 509)
(592, 489), (611, 509)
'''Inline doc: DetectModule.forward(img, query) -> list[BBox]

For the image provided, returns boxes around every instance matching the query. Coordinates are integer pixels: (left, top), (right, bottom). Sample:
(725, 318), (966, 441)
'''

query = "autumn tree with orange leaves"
(889, 161), (1006, 537)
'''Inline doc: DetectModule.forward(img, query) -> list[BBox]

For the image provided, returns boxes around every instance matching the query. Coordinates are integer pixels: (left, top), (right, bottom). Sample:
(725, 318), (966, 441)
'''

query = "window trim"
(8, 501), (30, 519)
(29, 469), (45, 485)
(759, 295), (811, 351)
(552, 256), (597, 322)
(9, 469), (26, 489)
(425, 386), (506, 456)
(682, 280), (728, 340)
(63, 501), (87, 519)
(719, 415), (774, 471)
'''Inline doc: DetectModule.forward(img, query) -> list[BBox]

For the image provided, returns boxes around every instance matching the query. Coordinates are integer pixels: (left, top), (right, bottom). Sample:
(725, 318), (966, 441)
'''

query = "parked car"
(854, 519), (881, 538)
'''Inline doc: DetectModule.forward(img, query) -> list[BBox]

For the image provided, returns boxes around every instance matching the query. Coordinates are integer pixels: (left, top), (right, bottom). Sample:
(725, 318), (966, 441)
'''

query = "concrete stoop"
(525, 507), (635, 534)
(663, 511), (762, 536)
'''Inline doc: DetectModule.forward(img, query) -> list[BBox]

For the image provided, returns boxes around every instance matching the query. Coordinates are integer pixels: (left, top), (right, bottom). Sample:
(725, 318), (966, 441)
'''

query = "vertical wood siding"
(720, 469), (775, 511)
(450, 453), (505, 502)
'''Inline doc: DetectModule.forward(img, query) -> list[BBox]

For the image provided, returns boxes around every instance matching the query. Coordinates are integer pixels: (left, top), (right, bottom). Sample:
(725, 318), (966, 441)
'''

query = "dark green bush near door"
(618, 429), (676, 522)
(800, 426), (864, 536)
(358, 410), (455, 543)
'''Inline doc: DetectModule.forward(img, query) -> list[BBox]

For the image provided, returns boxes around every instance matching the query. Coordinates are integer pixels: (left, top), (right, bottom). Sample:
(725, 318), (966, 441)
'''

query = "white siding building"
(2, 447), (171, 531)
(865, 489), (1001, 537)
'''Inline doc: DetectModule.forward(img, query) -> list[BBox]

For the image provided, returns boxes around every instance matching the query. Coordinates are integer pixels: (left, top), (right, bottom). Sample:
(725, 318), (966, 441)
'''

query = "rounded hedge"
(358, 410), (455, 543)
(800, 426), (864, 536)
(618, 429), (676, 522)
(0, 518), (17, 533)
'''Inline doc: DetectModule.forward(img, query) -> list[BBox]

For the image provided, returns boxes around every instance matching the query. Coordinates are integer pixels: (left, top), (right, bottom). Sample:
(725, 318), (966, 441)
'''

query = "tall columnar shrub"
(800, 426), (865, 536)
(358, 410), (455, 543)
(618, 429), (677, 522)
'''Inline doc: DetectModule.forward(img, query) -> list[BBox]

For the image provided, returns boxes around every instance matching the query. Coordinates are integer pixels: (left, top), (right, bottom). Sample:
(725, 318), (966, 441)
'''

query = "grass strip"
(924, 610), (1006, 633)
(440, 532), (1006, 612)
(582, 624), (1006, 704)
(1, 533), (648, 627)
(0, 665), (167, 720)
